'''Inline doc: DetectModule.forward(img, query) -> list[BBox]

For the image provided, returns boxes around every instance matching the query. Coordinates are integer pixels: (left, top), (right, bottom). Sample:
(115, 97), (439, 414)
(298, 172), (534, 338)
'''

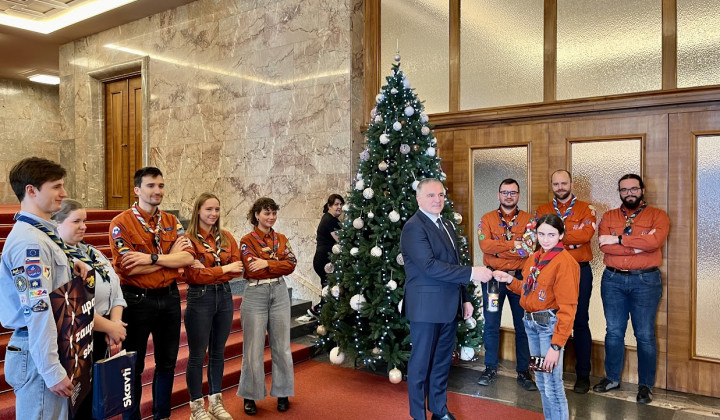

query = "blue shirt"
(0, 211), (72, 388)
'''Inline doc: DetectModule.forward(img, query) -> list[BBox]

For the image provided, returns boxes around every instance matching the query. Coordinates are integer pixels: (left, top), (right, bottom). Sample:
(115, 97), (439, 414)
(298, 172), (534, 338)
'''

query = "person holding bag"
(184, 193), (243, 420)
(490, 213), (580, 420)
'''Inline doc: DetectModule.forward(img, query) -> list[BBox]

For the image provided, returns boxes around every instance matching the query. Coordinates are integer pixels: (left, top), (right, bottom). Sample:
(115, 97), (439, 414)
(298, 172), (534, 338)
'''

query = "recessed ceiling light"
(0, 0), (137, 34)
(28, 74), (60, 85)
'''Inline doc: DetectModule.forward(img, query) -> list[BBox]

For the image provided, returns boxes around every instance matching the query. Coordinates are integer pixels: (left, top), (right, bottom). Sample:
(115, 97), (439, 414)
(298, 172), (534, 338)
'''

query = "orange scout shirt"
(598, 204), (670, 270)
(535, 197), (597, 263)
(184, 228), (241, 285)
(109, 206), (185, 289)
(239, 227), (297, 281)
(477, 207), (533, 271)
(507, 249), (580, 347)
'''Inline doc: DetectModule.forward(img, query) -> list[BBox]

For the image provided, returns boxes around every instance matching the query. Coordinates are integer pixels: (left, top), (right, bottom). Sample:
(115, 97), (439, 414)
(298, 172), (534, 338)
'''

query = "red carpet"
(172, 361), (543, 419)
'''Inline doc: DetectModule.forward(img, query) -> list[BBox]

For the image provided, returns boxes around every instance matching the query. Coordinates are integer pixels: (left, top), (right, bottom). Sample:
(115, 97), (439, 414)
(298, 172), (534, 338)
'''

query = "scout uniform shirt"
(536, 196), (597, 263)
(598, 202), (670, 270)
(0, 211), (73, 388)
(240, 227), (297, 281)
(477, 207), (534, 271)
(109, 204), (185, 289)
(185, 228), (241, 284)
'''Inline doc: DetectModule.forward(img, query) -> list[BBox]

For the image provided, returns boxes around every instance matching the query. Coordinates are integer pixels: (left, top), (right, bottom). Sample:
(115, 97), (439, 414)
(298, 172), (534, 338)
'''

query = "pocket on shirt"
(4, 347), (29, 389)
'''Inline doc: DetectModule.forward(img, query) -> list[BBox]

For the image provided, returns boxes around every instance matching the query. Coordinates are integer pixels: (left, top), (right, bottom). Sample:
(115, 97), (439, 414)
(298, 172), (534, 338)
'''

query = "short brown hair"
(9, 157), (66, 202)
(247, 197), (280, 226)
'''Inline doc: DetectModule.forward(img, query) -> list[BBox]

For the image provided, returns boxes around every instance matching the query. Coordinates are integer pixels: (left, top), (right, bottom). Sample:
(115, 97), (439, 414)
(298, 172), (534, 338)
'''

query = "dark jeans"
(600, 268), (662, 387)
(184, 282), (234, 400)
(122, 283), (181, 420)
(313, 251), (330, 312)
(481, 271), (530, 372)
(573, 262), (593, 376)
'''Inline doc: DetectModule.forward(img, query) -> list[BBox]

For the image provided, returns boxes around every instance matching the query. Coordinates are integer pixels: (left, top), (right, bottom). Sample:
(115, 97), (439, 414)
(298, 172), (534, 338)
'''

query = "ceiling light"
(28, 74), (60, 85)
(0, 0), (137, 34)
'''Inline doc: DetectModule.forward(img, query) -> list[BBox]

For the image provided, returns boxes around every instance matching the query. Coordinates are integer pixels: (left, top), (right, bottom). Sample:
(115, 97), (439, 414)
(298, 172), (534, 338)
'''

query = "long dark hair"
(322, 194), (344, 213)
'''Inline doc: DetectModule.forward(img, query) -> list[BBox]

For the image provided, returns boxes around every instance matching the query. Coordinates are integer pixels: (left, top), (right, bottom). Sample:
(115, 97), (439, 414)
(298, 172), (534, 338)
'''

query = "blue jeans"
(524, 315), (568, 420)
(237, 278), (294, 400)
(573, 263), (593, 376)
(600, 268), (662, 387)
(184, 283), (234, 400)
(481, 273), (530, 372)
(4, 328), (69, 420)
(122, 284), (182, 420)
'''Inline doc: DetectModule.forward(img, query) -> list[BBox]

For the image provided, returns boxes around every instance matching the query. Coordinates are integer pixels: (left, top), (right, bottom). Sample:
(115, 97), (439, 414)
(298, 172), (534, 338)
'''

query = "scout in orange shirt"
(535, 169), (596, 393)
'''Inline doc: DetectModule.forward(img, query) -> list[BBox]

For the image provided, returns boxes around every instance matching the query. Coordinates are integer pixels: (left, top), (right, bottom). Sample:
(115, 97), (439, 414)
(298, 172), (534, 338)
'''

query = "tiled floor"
(295, 335), (720, 419)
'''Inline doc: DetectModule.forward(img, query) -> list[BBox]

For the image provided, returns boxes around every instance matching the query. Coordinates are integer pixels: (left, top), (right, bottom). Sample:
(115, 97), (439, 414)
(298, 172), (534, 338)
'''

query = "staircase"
(0, 206), (315, 419)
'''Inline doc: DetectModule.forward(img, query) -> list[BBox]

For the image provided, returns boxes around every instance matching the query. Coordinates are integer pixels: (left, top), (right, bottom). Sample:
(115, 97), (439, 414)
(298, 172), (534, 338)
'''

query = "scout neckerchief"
(498, 206), (520, 241)
(523, 241), (565, 296)
(251, 228), (279, 260)
(131, 202), (163, 253)
(197, 228), (225, 267)
(14, 213), (96, 288)
(621, 201), (647, 235)
(81, 243), (111, 284)
(553, 195), (577, 221)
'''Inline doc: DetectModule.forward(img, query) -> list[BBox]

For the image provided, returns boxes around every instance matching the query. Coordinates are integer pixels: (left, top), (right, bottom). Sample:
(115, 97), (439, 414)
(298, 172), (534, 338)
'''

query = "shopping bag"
(91, 350), (137, 419)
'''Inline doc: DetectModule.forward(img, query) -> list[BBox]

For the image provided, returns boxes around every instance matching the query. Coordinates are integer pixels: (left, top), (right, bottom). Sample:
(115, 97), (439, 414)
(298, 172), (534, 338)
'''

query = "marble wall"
(59, 0), (364, 301)
(0, 79), (63, 204)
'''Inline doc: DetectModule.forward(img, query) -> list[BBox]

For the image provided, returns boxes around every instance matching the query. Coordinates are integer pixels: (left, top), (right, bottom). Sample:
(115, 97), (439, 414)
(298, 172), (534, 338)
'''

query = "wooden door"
(667, 110), (720, 397)
(105, 76), (142, 210)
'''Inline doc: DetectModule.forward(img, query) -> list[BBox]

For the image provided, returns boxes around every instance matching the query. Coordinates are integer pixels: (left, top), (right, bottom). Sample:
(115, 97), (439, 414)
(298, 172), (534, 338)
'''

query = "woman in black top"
(308, 194), (344, 317)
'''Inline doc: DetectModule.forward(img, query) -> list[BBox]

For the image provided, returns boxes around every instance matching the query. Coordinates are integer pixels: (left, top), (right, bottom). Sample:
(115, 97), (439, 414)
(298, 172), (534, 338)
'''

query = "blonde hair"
(52, 198), (84, 223)
(186, 192), (229, 248)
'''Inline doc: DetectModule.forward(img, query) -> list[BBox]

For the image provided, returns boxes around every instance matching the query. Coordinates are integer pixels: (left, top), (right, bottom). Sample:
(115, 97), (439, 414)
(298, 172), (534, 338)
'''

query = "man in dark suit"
(401, 178), (492, 420)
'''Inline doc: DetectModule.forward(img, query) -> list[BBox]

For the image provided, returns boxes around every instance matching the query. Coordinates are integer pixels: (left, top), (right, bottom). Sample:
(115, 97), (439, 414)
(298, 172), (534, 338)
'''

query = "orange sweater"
(507, 249), (580, 347)
(478, 207), (533, 271)
(535, 197), (596, 263)
(598, 204), (670, 270)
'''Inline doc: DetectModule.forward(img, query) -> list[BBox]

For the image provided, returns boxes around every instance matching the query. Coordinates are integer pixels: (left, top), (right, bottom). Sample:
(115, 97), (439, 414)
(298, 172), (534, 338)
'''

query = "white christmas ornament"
(367, 211), (374, 219)
(363, 188), (374, 199)
(332, 244), (342, 254)
(390, 88), (398, 94)
(426, 147), (436, 157)
(372, 347), (381, 355)
(465, 317), (477, 329)
(398, 299), (403, 313)
(349, 294), (366, 311)
(403, 78), (411, 89)
(353, 218), (364, 229)
(399, 144), (410, 154)
(379, 133), (389, 144)
(454, 212), (463, 224)
(389, 368), (403, 384)
(440, 171), (447, 181)
(404, 106), (415, 117)
(316, 325), (327, 336)
(374, 115), (383, 123)
(342, 203), (350, 212)
(389, 210), (400, 223)
(396, 253), (404, 265)
(378, 161), (388, 171)
(421, 126), (431, 136)
(360, 150), (370, 161)
(370, 246), (382, 257)
(386, 280), (397, 290)
(420, 113), (429, 123)
(350, 247), (359, 256)
(411, 180), (420, 191)
(355, 180), (364, 190)
(392, 121), (402, 131)
(430, 137), (437, 146)
(321, 285), (329, 297)
(324, 262), (334, 273)
(459, 346), (475, 361)
(331, 285), (340, 298)
(375, 93), (384, 103)
(330, 347), (345, 364)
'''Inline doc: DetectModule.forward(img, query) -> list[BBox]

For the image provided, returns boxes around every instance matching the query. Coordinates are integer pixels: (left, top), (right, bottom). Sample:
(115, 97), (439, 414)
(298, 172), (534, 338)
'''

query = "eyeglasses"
(618, 187), (642, 194)
(499, 191), (519, 197)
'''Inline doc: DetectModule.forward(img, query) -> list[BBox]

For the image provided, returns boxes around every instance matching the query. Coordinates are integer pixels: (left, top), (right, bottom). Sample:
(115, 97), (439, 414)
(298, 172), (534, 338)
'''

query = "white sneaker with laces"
(190, 397), (212, 420)
(208, 393), (233, 420)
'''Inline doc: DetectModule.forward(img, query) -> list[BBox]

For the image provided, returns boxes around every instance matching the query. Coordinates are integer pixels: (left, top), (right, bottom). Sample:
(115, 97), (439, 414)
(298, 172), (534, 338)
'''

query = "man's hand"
(170, 236), (192, 254)
(49, 376), (73, 398)
(598, 235), (620, 246)
(121, 252), (152, 269)
(492, 270), (514, 283)
(471, 266), (492, 283)
(72, 260), (89, 279)
(248, 259), (269, 272)
(463, 302), (473, 320)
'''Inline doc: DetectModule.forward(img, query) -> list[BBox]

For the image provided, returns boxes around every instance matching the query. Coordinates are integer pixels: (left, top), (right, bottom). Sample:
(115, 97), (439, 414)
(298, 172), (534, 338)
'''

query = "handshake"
(471, 267), (516, 285)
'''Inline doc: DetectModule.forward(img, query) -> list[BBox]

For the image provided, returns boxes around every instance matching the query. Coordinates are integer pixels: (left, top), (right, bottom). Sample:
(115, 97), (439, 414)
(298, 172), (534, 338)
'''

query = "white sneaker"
(208, 393), (233, 420)
(296, 314), (314, 323)
(190, 397), (212, 420)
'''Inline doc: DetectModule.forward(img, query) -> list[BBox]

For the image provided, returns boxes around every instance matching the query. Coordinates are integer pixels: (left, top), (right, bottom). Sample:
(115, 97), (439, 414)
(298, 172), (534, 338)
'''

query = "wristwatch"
(618, 235), (623, 245)
(551, 344), (561, 351)
(150, 253), (159, 265)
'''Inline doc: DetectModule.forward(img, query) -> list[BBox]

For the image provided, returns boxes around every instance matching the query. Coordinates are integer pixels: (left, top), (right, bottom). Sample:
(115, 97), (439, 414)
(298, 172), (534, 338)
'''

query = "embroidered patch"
(26, 249), (40, 258)
(112, 226), (121, 239)
(85, 274), (95, 289)
(23, 306), (31, 316)
(11, 266), (25, 276)
(26, 264), (41, 278)
(114, 238), (125, 249)
(14, 275), (27, 292)
(176, 222), (185, 235)
(25, 256), (40, 265)
(42, 266), (51, 279)
(18, 294), (28, 306)
(538, 290), (546, 302)
(31, 300), (49, 312)
(28, 278), (42, 289)
(118, 247), (130, 255)
(29, 289), (48, 299)
(164, 227), (174, 231)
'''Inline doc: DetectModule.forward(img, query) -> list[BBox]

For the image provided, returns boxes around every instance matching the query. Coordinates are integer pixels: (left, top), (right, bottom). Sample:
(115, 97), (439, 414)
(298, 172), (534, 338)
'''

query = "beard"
(554, 190), (571, 201)
(622, 194), (644, 210)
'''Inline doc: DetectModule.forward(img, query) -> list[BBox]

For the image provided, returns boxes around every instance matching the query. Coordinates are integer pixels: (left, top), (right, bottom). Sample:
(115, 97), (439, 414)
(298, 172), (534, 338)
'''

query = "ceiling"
(0, 0), (196, 82)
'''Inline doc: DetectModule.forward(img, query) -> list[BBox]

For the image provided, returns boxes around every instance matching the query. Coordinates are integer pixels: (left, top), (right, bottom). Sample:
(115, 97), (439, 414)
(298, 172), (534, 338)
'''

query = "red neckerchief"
(250, 228), (279, 260)
(523, 242), (565, 296)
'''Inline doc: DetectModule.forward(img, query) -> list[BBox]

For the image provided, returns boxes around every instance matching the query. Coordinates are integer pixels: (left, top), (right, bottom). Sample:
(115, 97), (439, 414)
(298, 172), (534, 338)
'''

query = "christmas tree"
(316, 54), (483, 380)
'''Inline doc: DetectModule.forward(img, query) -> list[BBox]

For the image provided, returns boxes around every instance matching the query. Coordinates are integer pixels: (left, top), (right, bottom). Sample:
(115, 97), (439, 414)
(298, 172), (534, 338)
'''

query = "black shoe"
(431, 413), (456, 420)
(244, 399), (257, 415)
(573, 375), (590, 394)
(307, 306), (320, 319)
(593, 378), (620, 393)
(637, 385), (653, 404)
(517, 371), (538, 391)
(477, 367), (497, 386)
(277, 397), (290, 412)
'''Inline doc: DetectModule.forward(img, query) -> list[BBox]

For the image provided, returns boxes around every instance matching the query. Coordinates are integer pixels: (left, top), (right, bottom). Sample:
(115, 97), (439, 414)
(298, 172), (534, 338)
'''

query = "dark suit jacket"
(401, 210), (472, 324)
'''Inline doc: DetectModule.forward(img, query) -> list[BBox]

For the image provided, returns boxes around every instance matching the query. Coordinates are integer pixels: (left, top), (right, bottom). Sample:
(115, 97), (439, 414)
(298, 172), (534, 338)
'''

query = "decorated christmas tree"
(316, 54), (483, 381)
